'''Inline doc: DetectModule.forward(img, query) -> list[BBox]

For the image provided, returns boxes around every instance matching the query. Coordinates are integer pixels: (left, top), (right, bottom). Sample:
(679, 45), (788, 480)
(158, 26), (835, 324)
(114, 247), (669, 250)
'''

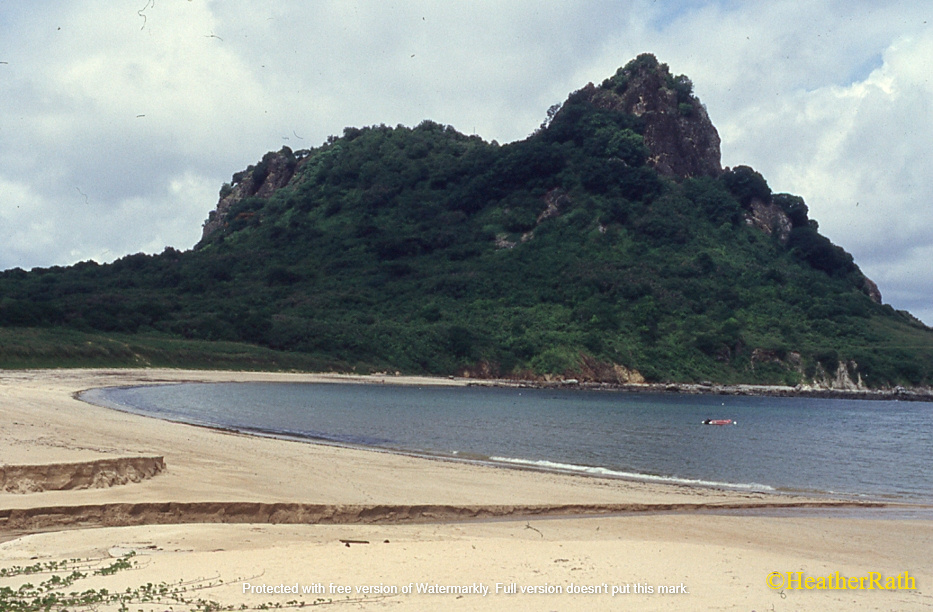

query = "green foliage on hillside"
(2, 63), (932, 386)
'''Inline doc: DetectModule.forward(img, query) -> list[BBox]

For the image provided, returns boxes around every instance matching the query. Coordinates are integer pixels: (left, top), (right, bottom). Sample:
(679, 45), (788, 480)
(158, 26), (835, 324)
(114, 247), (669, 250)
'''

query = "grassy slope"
(0, 327), (332, 371)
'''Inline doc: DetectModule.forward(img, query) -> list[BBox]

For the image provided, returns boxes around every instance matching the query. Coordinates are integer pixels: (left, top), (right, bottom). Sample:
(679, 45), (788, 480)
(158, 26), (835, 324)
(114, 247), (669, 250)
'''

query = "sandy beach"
(1, 368), (931, 610)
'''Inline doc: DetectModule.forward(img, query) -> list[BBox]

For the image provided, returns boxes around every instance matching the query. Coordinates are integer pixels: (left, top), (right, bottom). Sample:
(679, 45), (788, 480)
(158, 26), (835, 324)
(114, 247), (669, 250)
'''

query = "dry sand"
(1, 368), (930, 611)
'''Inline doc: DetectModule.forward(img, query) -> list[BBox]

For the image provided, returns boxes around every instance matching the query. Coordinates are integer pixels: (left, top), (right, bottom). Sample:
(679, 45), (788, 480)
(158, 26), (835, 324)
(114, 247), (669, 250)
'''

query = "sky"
(1, 1), (931, 324)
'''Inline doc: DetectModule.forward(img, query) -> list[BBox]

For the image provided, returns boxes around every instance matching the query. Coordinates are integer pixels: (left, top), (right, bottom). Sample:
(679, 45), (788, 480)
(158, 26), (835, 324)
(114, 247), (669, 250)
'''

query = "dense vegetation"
(2, 57), (932, 386)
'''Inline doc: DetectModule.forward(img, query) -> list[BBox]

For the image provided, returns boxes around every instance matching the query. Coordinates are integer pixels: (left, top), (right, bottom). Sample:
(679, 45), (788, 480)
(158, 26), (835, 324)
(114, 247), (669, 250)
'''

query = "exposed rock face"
(584, 54), (722, 179)
(751, 348), (802, 370)
(862, 277), (882, 304)
(494, 234), (516, 250)
(518, 188), (573, 244)
(577, 354), (646, 384)
(806, 361), (865, 391)
(832, 361), (864, 390)
(201, 147), (300, 241)
(745, 198), (793, 244)
(751, 351), (869, 391)
(538, 187), (572, 222)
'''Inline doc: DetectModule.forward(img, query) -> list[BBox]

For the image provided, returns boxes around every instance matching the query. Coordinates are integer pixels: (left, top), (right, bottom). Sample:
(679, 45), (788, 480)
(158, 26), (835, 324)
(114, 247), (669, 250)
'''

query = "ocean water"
(81, 382), (933, 504)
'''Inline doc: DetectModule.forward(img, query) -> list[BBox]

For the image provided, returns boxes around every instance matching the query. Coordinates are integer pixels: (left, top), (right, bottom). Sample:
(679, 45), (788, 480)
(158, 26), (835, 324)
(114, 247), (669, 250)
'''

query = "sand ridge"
(0, 499), (886, 533)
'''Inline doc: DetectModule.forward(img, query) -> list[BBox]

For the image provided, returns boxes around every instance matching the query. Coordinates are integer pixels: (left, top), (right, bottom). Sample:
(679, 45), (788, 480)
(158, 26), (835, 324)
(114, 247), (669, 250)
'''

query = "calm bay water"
(81, 382), (933, 504)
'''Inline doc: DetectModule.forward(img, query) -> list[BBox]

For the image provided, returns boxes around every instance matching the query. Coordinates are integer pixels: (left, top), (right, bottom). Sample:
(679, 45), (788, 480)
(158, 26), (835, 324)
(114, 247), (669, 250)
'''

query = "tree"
(773, 193), (809, 227)
(720, 165), (771, 207)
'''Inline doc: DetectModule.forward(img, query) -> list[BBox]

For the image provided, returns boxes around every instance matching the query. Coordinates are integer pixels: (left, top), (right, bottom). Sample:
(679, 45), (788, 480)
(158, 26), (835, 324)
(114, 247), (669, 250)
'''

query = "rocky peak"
(585, 53), (722, 179)
(201, 147), (300, 241)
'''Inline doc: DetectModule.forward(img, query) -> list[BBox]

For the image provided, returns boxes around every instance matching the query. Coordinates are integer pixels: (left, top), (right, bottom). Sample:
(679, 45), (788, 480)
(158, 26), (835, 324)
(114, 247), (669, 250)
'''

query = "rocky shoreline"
(470, 379), (933, 402)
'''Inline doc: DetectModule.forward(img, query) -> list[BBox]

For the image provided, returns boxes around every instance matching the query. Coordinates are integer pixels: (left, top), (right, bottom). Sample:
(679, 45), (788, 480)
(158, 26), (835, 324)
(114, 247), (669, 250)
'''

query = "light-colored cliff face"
(802, 360), (866, 391)
(745, 198), (793, 244)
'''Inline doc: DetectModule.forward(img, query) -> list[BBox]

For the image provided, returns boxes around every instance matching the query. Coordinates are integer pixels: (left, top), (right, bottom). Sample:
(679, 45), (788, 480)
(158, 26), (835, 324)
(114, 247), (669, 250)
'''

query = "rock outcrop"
(745, 198), (793, 244)
(201, 147), (301, 241)
(576, 355), (646, 384)
(862, 277), (882, 304)
(584, 54), (722, 179)
(804, 360), (866, 391)
(537, 187), (572, 222)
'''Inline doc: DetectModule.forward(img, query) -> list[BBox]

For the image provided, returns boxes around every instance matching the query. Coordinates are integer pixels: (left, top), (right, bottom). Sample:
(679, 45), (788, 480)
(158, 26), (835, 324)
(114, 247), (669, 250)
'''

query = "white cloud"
(0, 169), (214, 269)
(0, 177), (59, 268)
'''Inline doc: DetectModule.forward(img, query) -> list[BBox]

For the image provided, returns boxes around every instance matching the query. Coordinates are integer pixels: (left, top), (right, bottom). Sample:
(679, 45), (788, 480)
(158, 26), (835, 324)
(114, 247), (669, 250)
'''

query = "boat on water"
(702, 418), (735, 426)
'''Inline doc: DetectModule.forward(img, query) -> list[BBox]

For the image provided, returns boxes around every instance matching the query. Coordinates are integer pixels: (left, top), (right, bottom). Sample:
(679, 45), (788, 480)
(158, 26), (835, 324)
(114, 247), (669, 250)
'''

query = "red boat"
(702, 419), (734, 426)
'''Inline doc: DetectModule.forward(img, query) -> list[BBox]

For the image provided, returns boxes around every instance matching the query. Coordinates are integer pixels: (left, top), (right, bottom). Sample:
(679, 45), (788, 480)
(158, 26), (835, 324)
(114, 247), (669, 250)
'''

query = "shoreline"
(9, 360), (933, 402)
(471, 377), (933, 402)
(2, 368), (931, 611)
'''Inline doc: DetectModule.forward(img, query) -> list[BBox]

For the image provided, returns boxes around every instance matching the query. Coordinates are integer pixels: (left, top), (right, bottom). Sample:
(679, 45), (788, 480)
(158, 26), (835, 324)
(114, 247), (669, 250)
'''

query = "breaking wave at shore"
(487, 456), (776, 492)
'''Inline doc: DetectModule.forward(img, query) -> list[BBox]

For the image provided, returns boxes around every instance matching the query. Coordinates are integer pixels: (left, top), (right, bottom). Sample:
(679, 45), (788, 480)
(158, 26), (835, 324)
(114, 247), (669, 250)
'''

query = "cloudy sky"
(1, 1), (931, 323)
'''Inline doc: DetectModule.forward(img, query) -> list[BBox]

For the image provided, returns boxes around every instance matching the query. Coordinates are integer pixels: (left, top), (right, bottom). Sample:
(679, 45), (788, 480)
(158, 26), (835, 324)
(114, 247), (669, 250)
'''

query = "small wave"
(488, 456), (775, 491)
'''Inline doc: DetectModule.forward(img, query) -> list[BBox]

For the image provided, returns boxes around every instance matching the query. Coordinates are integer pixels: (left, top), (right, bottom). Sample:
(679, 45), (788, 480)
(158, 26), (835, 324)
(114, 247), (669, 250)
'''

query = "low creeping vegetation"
(0, 553), (382, 611)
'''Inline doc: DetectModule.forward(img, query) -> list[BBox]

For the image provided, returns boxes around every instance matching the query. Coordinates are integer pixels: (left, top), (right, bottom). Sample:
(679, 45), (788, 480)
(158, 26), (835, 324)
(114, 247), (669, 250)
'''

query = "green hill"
(2, 54), (932, 387)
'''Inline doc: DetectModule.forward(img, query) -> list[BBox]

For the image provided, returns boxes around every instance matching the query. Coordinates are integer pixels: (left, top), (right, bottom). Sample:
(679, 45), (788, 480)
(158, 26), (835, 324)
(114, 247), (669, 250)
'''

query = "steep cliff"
(587, 53), (722, 179)
(201, 147), (303, 240)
